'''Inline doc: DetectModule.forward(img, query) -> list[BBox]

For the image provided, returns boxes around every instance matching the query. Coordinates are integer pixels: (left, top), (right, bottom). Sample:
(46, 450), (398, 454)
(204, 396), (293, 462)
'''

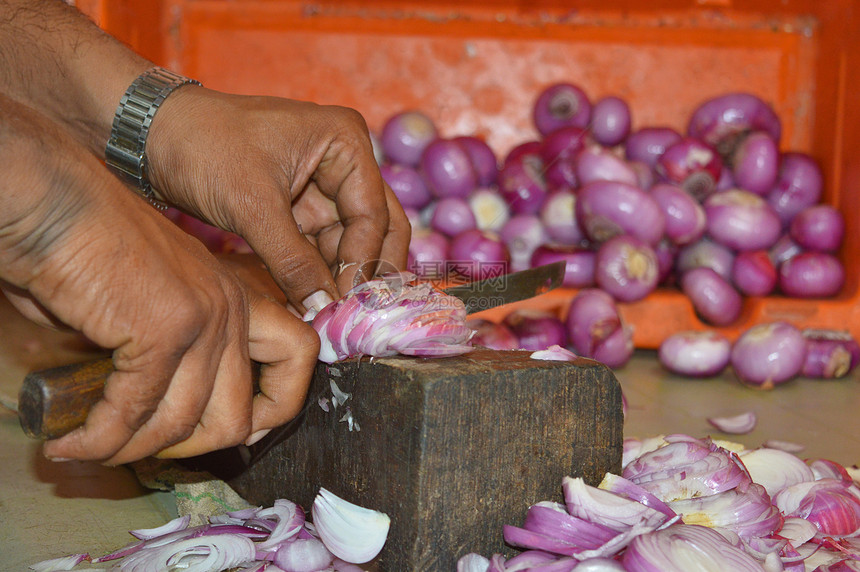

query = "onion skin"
(595, 235), (659, 303)
(778, 252), (845, 298)
(530, 244), (596, 289)
(801, 329), (860, 379)
(380, 110), (438, 167)
(590, 96), (632, 147)
(731, 250), (777, 297)
(658, 331), (731, 377)
(625, 127), (682, 167)
(576, 180), (665, 245)
(731, 131), (779, 196)
(533, 82), (592, 136)
(703, 189), (782, 252)
(730, 321), (807, 388)
(789, 204), (845, 253)
(420, 138), (479, 199)
(380, 163), (433, 209)
(649, 183), (707, 246)
(680, 267), (743, 327)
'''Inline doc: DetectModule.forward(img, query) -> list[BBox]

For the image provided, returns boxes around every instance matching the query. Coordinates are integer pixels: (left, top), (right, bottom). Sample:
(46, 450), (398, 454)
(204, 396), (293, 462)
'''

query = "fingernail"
(302, 290), (334, 318)
(245, 429), (271, 447)
(48, 456), (72, 462)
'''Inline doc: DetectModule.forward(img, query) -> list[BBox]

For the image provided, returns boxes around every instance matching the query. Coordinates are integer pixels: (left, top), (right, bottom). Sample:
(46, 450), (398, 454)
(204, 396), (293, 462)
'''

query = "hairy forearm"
(0, 0), (151, 155)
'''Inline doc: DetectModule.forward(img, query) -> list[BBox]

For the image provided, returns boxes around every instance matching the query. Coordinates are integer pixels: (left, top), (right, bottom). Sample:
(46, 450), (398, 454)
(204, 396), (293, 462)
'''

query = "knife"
(17, 261), (565, 442)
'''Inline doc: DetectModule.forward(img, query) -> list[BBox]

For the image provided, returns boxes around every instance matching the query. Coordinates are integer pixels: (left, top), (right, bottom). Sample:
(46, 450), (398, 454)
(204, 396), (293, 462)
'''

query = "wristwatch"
(105, 67), (201, 209)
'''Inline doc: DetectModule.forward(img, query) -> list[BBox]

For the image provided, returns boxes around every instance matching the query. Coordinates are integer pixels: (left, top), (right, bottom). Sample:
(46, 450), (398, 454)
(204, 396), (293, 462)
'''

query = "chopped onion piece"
(707, 411), (757, 435)
(312, 488), (390, 564)
(117, 534), (256, 572)
(28, 554), (90, 572)
(762, 439), (806, 454)
(531, 345), (578, 361)
(739, 448), (814, 497)
(457, 553), (491, 572)
(129, 515), (191, 540)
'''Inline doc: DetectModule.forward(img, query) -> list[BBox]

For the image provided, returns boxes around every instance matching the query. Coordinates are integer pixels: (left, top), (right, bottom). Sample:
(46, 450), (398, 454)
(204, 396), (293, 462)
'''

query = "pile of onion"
(458, 434), (860, 571)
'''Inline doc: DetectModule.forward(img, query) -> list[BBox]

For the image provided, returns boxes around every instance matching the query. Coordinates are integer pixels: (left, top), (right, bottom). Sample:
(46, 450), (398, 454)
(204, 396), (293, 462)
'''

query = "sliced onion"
(595, 235), (659, 303)
(531, 345), (578, 361)
(680, 267), (743, 327)
(576, 180), (665, 245)
(503, 308), (567, 351)
(590, 96), (632, 147)
(562, 477), (673, 532)
(773, 479), (860, 537)
(801, 329), (860, 379)
(738, 448), (814, 498)
(129, 515), (191, 541)
(762, 440), (806, 454)
(457, 553), (490, 572)
(273, 537), (333, 572)
(312, 488), (390, 564)
(707, 411), (757, 434)
(533, 83), (592, 136)
(117, 534), (257, 572)
(789, 204), (845, 253)
(625, 127), (682, 167)
(649, 183), (707, 246)
(531, 244), (596, 289)
(730, 322), (806, 388)
(28, 554), (91, 571)
(667, 482), (782, 539)
(380, 110), (438, 167)
(703, 189), (782, 252)
(778, 252), (845, 298)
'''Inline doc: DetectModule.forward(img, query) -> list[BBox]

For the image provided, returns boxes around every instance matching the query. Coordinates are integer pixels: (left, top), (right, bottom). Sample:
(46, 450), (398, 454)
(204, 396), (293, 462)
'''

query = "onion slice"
(707, 411), (757, 435)
(312, 488), (390, 564)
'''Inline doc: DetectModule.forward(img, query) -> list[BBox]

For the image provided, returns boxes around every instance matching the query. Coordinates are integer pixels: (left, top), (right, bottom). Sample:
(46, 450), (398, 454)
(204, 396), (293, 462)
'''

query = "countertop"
(1, 295), (858, 570)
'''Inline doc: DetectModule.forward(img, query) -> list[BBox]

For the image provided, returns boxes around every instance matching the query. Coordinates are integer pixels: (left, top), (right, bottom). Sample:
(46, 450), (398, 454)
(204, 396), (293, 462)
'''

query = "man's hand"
(0, 94), (318, 464)
(145, 89), (411, 311)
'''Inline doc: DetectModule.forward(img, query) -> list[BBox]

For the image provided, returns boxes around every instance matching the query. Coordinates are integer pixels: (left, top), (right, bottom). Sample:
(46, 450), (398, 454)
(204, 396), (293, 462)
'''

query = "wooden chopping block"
(225, 348), (623, 570)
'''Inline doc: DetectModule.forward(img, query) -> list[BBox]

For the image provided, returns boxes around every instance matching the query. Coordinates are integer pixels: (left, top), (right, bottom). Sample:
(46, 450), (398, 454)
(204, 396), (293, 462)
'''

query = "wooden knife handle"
(18, 357), (113, 440)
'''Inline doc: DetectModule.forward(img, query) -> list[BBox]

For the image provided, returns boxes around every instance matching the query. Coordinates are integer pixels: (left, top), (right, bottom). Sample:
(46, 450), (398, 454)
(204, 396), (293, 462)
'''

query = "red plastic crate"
(79, 0), (860, 347)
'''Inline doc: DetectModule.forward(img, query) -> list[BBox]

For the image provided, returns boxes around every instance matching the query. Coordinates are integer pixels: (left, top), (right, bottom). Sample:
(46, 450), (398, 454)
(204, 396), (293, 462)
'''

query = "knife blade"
(17, 261), (566, 442)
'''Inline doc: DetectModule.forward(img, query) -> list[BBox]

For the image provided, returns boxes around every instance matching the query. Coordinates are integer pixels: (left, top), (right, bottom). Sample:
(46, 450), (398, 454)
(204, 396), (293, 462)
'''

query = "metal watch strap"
(105, 67), (201, 210)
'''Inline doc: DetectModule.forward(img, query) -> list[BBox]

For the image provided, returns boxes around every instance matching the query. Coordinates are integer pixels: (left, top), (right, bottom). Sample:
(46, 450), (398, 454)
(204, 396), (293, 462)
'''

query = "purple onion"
(498, 152), (548, 215)
(540, 126), (589, 190)
(687, 92), (782, 153)
(656, 137), (723, 201)
(531, 244), (596, 288)
(623, 524), (766, 571)
(590, 96), (632, 147)
(500, 214), (550, 272)
(503, 140), (542, 168)
(430, 197), (477, 237)
(789, 204), (845, 253)
(407, 228), (449, 278)
(539, 189), (586, 245)
(466, 318), (520, 351)
(731, 250), (777, 297)
(380, 110), (438, 167)
(468, 187), (511, 232)
(801, 329), (860, 379)
(576, 181), (665, 245)
(503, 309), (567, 351)
(778, 252), (844, 298)
(703, 189), (782, 251)
(420, 138), (479, 199)
(715, 165), (736, 192)
(625, 127), (682, 167)
(653, 239), (678, 285)
(595, 235), (659, 303)
(448, 229), (511, 280)
(533, 83), (592, 136)
(769, 233), (803, 267)
(680, 267), (743, 326)
(730, 321), (806, 388)
(731, 131), (779, 195)
(380, 163), (433, 209)
(574, 145), (639, 187)
(629, 160), (656, 190)
(766, 152), (824, 226)
(658, 330), (732, 377)
(649, 183), (707, 246)
(453, 135), (498, 187)
(565, 289), (633, 368)
(676, 238), (736, 281)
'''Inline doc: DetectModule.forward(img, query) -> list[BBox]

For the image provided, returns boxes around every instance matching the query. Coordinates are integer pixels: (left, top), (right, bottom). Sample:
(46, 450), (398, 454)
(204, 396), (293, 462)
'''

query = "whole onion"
(500, 214), (550, 272)
(731, 250), (777, 297)
(649, 183), (707, 246)
(407, 228), (449, 278)
(658, 331), (732, 377)
(576, 180), (665, 245)
(468, 187), (511, 232)
(779, 252), (845, 298)
(540, 126), (588, 174)
(625, 127), (682, 167)
(533, 82), (592, 136)
(590, 96), (632, 147)
(466, 318), (520, 351)
(789, 204), (845, 253)
(680, 267), (743, 326)
(503, 308), (567, 351)
(687, 92), (782, 154)
(565, 289), (633, 368)
(430, 197), (477, 237)
(595, 235), (660, 303)
(656, 137), (723, 201)
(766, 152), (824, 226)
(503, 140), (542, 168)
(531, 244), (596, 289)
(453, 135), (498, 187)
(539, 189), (586, 245)
(676, 238), (736, 281)
(731, 131), (779, 195)
(575, 145), (639, 187)
(420, 138), (479, 198)
(498, 152), (548, 215)
(380, 163), (433, 209)
(802, 329), (860, 379)
(730, 321), (806, 388)
(703, 189), (782, 251)
(380, 110), (438, 167)
(448, 229), (511, 280)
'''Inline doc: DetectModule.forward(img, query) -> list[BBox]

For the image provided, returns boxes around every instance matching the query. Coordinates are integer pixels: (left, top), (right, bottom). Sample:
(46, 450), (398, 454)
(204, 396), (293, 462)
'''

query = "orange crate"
(79, 0), (860, 348)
